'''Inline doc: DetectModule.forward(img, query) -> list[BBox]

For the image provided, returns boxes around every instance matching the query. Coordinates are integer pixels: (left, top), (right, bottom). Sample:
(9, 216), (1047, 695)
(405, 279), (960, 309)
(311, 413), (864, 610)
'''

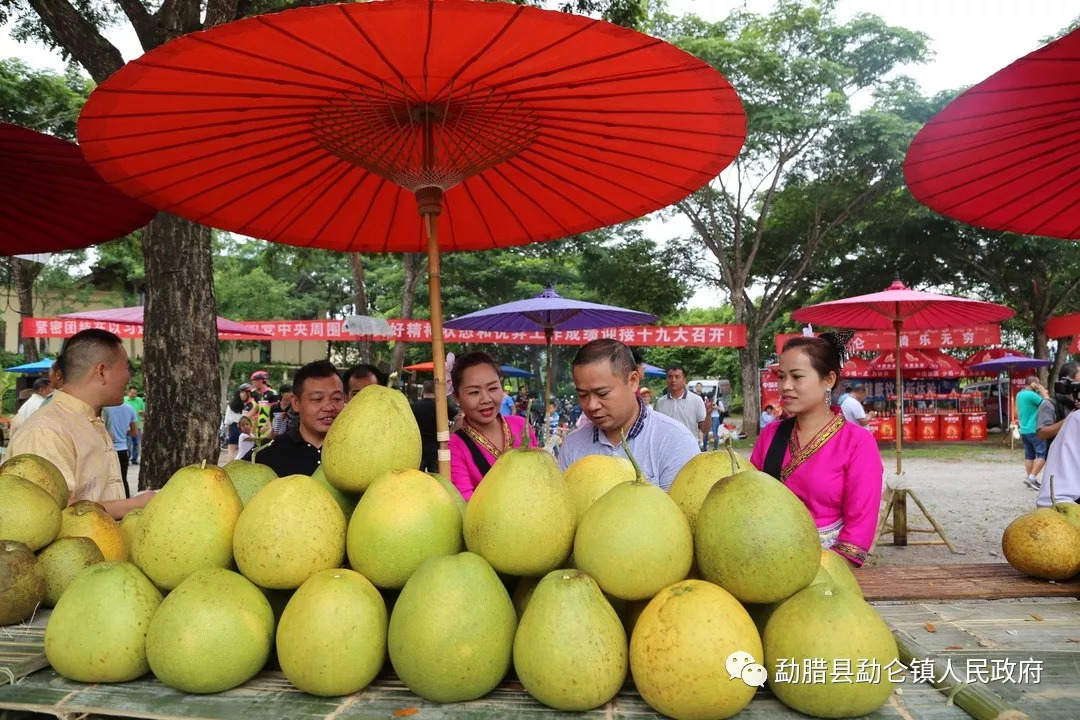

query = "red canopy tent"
(911, 348), (969, 379)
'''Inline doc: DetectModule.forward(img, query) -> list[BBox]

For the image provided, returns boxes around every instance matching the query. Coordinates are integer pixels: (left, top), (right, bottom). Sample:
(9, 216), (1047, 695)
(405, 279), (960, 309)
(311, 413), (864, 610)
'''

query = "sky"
(3, 0), (1078, 307)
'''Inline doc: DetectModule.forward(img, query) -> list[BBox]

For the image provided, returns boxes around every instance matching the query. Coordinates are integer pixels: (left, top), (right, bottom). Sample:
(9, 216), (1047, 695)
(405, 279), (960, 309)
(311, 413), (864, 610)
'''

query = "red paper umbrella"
(793, 279), (1013, 475)
(904, 28), (1080, 239)
(0, 123), (156, 254)
(76, 0), (745, 476)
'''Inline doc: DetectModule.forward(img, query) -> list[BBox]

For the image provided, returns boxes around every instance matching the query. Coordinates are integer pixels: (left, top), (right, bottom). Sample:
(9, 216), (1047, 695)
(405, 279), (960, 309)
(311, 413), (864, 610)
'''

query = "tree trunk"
(1033, 325), (1050, 385)
(390, 253), (425, 374)
(738, 339), (762, 438)
(348, 252), (372, 363)
(1050, 336), (1073, 385)
(219, 341), (238, 410)
(13, 259), (41, 363)
(139, 212), (221, 489)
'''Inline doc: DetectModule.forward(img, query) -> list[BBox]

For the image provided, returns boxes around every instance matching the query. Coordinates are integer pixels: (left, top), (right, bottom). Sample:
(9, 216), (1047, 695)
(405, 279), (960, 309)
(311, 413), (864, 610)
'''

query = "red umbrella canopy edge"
(76, 0), (746, 253)
(904, 28), (1080, 239)
(0, 123), (156, 254)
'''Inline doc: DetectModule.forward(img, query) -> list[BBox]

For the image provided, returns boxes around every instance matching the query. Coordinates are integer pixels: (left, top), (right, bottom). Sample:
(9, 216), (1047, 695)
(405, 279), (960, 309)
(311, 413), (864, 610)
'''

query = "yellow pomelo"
(668, 442), (751, 534)
(1, 454), (68, 508)
(0, 475), (61, 551)
(45, 562), (162, 682)
(37, 536), (104, 607)
(388, 552), (516, 702)
(311, 464), (360, 521)
(119, 509), (143, 563)
(133, 463), (243, 590)
(277, 569), (388, 696)
(322, 385), (422, 493)
(464, 446), (575, 576)
(573, 442), (692, 600)
(223, 459), (277, 506)
(631, 580), (761, 720)
(1002, 508), (1080, 580)
(810, 549), (863, 598)
(233, 474), (346, 589)
(514, 569), (628, 711)
(764, 583), (898, 718)
(695, 469), (819, 603)
(428, 472), (466, 519)
(146, 568), (274, 694)
(347, 469), (462, 589)
(563, 455), (635, 523)
(0, 540), (45, 625)
(59, 500), (126, 561)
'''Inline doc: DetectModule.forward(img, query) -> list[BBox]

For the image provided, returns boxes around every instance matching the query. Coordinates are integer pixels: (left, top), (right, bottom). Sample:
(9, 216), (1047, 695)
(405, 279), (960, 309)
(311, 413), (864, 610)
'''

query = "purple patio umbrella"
(444, 286), (657, 434)
(971, 353), (1052, 433)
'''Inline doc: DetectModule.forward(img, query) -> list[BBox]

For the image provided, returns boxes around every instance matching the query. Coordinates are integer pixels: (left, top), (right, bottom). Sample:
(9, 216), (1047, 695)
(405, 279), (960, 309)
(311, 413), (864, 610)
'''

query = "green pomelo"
(695, 469), (820, 603)
(513, 576), (540, 619)
(322, 385), (422, 493)
(514, 569), (628, 711)
(764, 584), (898, 718)
(223, 459), (277, 506)
(44, 562), (162, 682)
(1002, 508), (1080, 580)
(668, 443), (751, 534)
(0, 474), (61, 551)
(277, 568), (388, 696)
(146, 568), (274, 694)
(119, 509), (143, 564)
(233, 474), (346, 589)
(133, 463), (243, 590)
(631, 579), (761, 720)
(59, 501), (127, 562)
(312, 464), (359, 521)
(37, 536), (104, 607)
(388, 552), (516, 702)
(562, 455), (635, 523)
(1054, 502), (1080, 530)
(0, 541), (44, 625)
(810, 550), (863, 599)
(1, 454), (68, 508)
(427, 472), (466, 519)
(347, 469), (462, 589)
(574, 481), (693, 601)
(464, 447), (575, 576)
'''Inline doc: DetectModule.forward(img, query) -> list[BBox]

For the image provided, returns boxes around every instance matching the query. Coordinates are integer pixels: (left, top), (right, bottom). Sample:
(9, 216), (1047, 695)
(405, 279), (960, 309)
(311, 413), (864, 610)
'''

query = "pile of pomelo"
(0, 385), (899, 720)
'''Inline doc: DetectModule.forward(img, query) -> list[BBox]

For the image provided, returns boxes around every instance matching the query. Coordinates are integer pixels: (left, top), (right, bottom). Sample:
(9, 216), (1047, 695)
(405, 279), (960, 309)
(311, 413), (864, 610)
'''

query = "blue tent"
(642, 363), (667, 378)
(5, 358), (54, 373)
(500, 364), (536, 378)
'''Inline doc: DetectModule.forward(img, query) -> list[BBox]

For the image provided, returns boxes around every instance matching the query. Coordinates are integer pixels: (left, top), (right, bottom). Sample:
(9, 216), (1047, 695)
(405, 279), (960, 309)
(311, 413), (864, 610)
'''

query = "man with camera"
(1036, 362), (1080, 508)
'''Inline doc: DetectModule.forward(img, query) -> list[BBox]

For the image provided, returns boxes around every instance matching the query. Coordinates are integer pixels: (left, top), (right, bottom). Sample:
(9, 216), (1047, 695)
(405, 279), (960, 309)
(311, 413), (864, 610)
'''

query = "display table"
(4, 565), (1079, 720)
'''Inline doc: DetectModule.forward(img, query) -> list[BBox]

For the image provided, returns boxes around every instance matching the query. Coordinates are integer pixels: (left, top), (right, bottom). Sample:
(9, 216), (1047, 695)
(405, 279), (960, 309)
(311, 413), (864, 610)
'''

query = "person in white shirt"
(9, 377), (52, 435)
(1037, 404), (1080, 507)
(840, 383), (872, 430)
(236, 416), (256, 460)
(655, 366), (708, 441)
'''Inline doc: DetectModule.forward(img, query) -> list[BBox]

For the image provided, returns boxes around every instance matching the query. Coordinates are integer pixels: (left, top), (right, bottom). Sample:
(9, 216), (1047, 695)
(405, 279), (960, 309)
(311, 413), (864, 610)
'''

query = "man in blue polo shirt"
(558, 339), (699, 491)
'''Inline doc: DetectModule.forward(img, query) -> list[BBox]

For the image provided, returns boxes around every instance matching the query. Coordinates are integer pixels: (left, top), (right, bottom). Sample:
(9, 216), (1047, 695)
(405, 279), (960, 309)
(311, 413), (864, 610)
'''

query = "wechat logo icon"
(726, 651), (768, 687)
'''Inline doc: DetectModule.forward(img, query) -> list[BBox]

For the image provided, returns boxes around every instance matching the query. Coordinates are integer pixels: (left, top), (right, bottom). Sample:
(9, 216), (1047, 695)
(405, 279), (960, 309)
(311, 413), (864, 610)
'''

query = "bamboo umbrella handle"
(423, 211), (452, 479)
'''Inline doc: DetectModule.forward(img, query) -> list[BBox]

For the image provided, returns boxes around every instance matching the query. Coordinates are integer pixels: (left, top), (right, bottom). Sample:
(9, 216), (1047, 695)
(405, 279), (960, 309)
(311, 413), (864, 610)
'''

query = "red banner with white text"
(775, 325), (1000, 355)
(24, 318), (747, 348)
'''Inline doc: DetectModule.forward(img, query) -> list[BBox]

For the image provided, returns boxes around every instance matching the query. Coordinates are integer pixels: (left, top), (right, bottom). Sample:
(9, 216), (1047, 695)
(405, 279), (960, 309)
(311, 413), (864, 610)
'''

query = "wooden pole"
(544, 327), (554, 446)
(424, 214), (451, 479)
(894, 317), (903, 477)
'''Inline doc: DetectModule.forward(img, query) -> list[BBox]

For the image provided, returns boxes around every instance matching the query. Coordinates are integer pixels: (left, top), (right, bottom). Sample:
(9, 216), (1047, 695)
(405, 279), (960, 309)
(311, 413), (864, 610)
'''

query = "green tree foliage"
(0, 58), (90, 138)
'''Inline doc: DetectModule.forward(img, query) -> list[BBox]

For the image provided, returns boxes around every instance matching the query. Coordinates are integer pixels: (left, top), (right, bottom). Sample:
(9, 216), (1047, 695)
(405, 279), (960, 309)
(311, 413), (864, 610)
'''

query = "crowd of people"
(8, 326), (897, 568)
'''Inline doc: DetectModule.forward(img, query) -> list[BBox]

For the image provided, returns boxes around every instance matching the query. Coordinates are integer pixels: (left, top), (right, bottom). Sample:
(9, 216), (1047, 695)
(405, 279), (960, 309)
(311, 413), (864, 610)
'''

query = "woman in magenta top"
(448, 352), (537, 500)
(750, 334), (883, 567)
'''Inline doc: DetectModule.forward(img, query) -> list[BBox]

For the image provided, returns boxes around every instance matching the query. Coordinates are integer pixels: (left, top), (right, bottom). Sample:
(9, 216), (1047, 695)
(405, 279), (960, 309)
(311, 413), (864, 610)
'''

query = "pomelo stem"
(723, 434), (738, 468)
(519, 399), (534, 447)
(201, 459), (206, 470)
(387, 371), (399, 388)
(1050, 474), (1056, 503)
(619, 430), (647, 484)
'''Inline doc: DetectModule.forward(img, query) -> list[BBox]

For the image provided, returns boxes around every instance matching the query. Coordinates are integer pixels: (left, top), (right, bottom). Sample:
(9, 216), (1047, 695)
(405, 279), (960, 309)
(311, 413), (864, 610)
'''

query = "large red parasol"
(792, 279), (1014, 476)
(0, 123), (156, 254)
(77, 0), (746, 476)
(904, 28), (1080, 239)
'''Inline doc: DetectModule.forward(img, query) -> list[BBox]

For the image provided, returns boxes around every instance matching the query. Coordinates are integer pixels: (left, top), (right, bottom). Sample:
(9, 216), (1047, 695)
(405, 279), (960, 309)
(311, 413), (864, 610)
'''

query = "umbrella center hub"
(311, 91), (540, 192)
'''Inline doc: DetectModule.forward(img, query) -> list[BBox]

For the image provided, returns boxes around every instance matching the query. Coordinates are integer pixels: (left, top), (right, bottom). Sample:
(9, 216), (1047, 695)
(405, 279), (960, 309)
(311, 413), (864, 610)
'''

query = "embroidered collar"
(781, 411), (845, 483)
(463, 417), (513, 458)
(593, 396), (649, 444)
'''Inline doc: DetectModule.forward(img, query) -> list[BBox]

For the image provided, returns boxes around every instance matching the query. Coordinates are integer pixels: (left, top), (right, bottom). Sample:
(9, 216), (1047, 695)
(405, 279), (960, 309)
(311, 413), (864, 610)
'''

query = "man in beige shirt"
(9, 329), (153, 519)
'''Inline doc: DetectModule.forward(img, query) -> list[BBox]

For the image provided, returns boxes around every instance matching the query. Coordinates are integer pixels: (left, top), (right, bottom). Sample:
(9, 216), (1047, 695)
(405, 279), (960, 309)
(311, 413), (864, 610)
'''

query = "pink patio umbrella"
(58, 306), (270, 339)
(792, 279), (1014, 475)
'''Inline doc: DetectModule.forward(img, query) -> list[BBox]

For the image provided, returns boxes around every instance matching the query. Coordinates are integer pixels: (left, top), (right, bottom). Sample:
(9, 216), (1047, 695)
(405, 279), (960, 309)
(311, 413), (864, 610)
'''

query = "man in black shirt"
(343, 363), (387, 401)
(242, 360), (344, 477)
(410, 380), (439, 472)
